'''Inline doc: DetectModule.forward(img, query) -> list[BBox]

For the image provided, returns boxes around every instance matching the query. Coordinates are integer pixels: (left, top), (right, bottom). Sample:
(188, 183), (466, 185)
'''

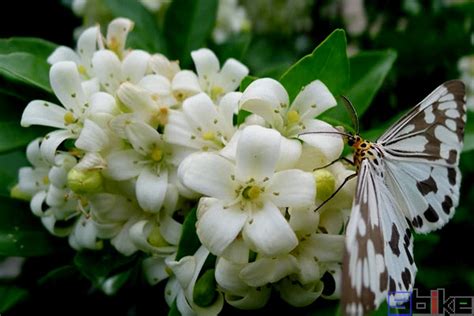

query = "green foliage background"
(0, 0), (472, 315)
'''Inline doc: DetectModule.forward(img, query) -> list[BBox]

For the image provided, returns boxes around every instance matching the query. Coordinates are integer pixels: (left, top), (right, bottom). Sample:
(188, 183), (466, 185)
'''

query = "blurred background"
(0, 0), (472, 315)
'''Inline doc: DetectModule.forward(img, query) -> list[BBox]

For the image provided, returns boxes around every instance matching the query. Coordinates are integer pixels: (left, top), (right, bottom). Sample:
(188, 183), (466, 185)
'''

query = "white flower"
(240, 78), (344, 168)
(20, 61), (114, 162)
(179, 125), (315, 257)
(164, 92), (239, 151)
(173, 48), (248, 102)
(149, 53), (181, 81)
(213, 0), (251, 44)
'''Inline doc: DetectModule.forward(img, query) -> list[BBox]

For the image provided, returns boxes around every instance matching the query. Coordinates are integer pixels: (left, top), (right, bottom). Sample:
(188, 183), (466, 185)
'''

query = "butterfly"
(317, 80), (466, 316)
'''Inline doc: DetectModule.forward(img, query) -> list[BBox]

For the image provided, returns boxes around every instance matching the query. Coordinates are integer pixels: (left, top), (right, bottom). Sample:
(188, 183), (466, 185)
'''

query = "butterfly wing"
(377, 80), (466, 233)
(342, 160), (417, 316)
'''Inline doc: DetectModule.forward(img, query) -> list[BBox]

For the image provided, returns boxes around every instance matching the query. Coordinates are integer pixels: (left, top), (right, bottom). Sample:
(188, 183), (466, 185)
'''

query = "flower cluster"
(16, 18), (355, 315)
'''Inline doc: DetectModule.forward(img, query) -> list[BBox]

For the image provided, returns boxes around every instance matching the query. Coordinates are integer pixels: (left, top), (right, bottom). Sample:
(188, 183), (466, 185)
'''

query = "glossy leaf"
(0, 150), (28, 197)
(164, 0), (218, 67)
(0, 37), (57, 60)
(175, 208), (200, 261)
(279, 29), (349, 102)
(212, 32), (252, 62)
(0, 285), (28, 313)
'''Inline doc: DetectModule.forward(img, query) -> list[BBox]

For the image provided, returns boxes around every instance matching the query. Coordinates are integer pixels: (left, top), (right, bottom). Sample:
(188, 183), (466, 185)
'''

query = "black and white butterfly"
(314, 81), (466, 316)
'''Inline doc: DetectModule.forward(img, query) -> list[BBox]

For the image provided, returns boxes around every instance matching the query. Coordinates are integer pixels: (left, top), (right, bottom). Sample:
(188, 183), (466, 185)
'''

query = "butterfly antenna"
(314, 172), (357, 212)
(341, 96), (360, 135)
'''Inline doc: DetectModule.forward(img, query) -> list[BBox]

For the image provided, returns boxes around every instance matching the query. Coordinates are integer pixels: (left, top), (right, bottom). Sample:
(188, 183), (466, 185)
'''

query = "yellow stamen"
(42, 175), (49, 185)
(313, 169), (336, 201)
(202, 131), (215, 141)
(150, 148), (163, 162)
(77, 65), (87, 75)
(64, 111), (76, 125)
(242, 185), (261, 200)
(210, 86), (224, 99)
(287, 110), (300, 124)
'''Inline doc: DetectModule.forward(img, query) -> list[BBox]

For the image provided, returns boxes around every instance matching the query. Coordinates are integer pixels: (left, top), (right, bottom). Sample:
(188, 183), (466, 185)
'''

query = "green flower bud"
(67, 168), (103, 194)
(193, 269), (217, 307)
(313, 169), (336, 201)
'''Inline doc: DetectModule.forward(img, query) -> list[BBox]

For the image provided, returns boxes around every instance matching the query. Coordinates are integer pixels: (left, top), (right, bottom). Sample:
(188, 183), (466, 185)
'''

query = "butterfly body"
(341, 80), (466, 316)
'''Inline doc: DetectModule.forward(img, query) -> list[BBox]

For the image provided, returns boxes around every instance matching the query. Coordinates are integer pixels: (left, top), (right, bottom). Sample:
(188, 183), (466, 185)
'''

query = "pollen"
(210, 85), (224, 99)
(313, 169), (336, 201)
(42, 175), (50, 185)
(150, 148), (164, 162)
(77, 65), (87, 75)
(202, 131), (215, 141)
(287, 110), (300, 124)
(147, 225), (169, 247)
(64, 111), (76, 125)
(242, 185), (261, 200)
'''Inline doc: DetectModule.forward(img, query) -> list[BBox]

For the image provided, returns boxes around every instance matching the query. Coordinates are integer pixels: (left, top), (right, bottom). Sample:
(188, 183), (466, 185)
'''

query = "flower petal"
(240, 255), (298, 286)
(275, 137), (302, 170)
(288, 207), (319, 235)
(191, 48), (220, 85)
(240, 78), (288, 127)
(279, 278), (323, 307)
(164, 110), (201, 149)
(235, 125), (280, 181)
(267, 169), (315, 208)
(69, 217), (100, 250)
(142, 256), (170, 285)
(122, 50), (151, 83)
(111, 218), (140, 256)
(117, 82), (155, 114)
(171, 70), (202, 99)
(197, 198), (247, 255)
(89, 91), (118, 114)
(136, 167), (168, 212)
(21, 100), (66, 128)
(129, 220), (176, 254)
(215, 257), (248, 294)
(92, 50), (123, 93)
(182, 93), (220, 133)
(149, 53), (180, 80)
(26, 138), (45, 167)
(41, 129), (74, 163)
(77, 26), (100, 73)
(106, 17), (134, 56)
(218, 91), (241, 137)
(243, 201), (298, 256)
(30, 190), (47, 217)
(50, 61), (87, 112)
(292, 80), (337, 120)
(105, 149), (144, 180)
(160, 214), (182, 245)
(179, 153), (237, 200)
(47, 46), (80, 65)
(138, 74), (171, 96)
(125, 120), (163, 155)
(219, 58), (249, 92)
(75, 119), (109, 152)
(307, 233), (345, 262)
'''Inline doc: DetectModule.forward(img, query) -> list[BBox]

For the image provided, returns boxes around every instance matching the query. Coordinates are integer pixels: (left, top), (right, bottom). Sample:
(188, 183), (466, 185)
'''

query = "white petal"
(279, 278), (323, 307)
(90, 193), (138, 222)
(319, 208), (344, 234)
(224, 285), (271, 310)
(92, 50), (123, 93)
(21, 100), (66, 128)
(289, 207), (320, 235)
(164, 111), (201, 149)
(75, 119), (108, 152)
(136, 167), (168, 212)
(75, 152), (106, 170)
(191, 48), (220, 84)
(149, 53), (180, 80)
(218, 58), (249, 92)
(122, 50), (151, 83)
(215, 258), (248, 294)
(295, 252), (321, 284)
(129, 220), (176, 254)
(105, 149), (144, 180)
(160, 214), (182, 245)
(292, 80), (337, 120)
(307, 234), (345, 262)
(18, 167), (42, 197)
(81, 77), (100, 97)
(171, 70), (202, 97)
(220, 237), (250, 264)
(117, 82), (155, 113)
(111, 218), (139, 256)
(50, 61), (87, 112)
(235, 125), (280, 181)
(240, 255), (298, 286)
(77, 26), (100, 73)
(240, 78), (288, 126)
(125, 120), (162, 155)
(47, 46), (80, 65)
(243, 201), (298, 256)
(218, 91), (241, 133)
(106, 18), (134, 56)
(41, 130), (74, 163)
(26, 138), (45, 167)
(275, 137), (302, 170)
(182, 93), (220, 132)
(167, 256), (196, 289)
(69, 217), (99, 250)
(30, 190), (47, 216)
(196, 198), (247, 256)
(89, 91), (118, 114)
(138, 74), (171, 96)
(179, 153), (237, 200)
(267, 170), (315, 208)
(142, 256), (170, 285)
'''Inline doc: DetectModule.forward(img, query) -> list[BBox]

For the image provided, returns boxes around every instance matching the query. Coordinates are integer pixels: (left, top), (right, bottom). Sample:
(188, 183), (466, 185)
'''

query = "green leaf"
(168, 299), (181, 316)
(324, 50), (397, 124)
(0, 197), (56, 256)
(38, 265), (79, 286)
(0, 150), (28, 197)
(212, 32), (252, 62)
(279, 29), (349, 102)
(74, 248), (139, 289)
(103, 0), (167, 53)
(462, 111), (474, 152)
(175, 208), (201, 261)
(0, 37), (57, 60)
(0, 285), (28, 313)
(164, 0), (218, 67)
(193, 269), (217, 307)
(0, 52), (52, 93)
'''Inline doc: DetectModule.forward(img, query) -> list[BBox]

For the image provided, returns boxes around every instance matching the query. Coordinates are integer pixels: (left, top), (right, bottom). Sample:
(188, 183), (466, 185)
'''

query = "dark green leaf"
(0, 197), (56, 256)
(279, 29), (349, 102)
(0, 37), (57, 60)
(462, 112), (474, 152)
(164, 0), (218, 67)
(103, 0), (167, 53)
(38, 265), (79, 286)
(175, 208), (200, 261)
(168, 299), (181, 316)
(0, 150), (28, 197)
(212, 32), (252, 62)
(0, 285), (28, 313)
(0, 52), (52, 93)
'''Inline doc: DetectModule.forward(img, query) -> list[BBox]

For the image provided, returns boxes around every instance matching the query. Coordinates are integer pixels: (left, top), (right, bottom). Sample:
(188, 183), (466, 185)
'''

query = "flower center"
(210, 85), (224, 99)
(147, 225), (169, 247)
(313, 169), (336, 201)
(286, 110), (300, 124)
(42, 175), (50, 185)
(77, 65), (87, 75)
(64, 111), (76, 125)
(202, 131), (215, 141)
(150, 148), (164, 162)
(242, 185), (261, 200)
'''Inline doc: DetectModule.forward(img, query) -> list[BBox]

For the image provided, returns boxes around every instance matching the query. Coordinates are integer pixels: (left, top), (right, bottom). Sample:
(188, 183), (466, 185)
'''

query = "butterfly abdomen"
(349, 136), (384, 173)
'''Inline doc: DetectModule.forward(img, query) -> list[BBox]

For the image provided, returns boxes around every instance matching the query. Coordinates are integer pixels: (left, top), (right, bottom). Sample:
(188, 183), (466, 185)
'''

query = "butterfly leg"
(314, 172), (357, 212)
(313, 157), (355, 171)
